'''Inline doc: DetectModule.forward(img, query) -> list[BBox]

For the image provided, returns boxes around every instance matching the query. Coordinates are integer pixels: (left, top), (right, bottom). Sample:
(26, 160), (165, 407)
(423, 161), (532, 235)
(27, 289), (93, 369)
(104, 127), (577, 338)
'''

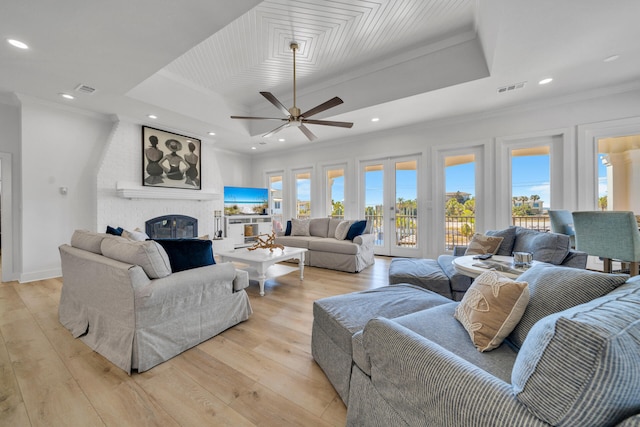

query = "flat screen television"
(224, 186), (269, 215)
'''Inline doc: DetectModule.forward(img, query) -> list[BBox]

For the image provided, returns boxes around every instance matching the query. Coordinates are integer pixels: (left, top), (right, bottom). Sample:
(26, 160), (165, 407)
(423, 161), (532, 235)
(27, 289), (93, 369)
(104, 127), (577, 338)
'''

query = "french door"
(361, 155), (421, 257)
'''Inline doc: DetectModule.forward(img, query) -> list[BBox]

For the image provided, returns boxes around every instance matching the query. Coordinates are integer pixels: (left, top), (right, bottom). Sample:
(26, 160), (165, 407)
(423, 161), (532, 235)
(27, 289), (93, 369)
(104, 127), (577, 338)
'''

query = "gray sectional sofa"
(275, 217), (375, 272)
(389, 226), (588, 300)
(59, 230), (252, 373)
(313, 264), (640, 426)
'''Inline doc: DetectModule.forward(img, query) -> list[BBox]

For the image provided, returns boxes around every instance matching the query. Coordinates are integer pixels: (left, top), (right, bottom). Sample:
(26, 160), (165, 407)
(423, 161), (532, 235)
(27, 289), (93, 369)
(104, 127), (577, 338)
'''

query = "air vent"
(497, 81), (526, 94)
(75, 84), (97, 94)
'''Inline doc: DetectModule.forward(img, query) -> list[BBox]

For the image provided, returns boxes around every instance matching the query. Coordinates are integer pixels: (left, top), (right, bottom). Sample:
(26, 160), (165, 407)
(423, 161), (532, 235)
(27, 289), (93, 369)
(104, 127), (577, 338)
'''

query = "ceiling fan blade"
(263, 122), (290, 139)
(299, 124), (317, 141)
(303, 119), (353, 128)
(260, 92), (290, 116)
(301, 96), (344, 118)
(230, 115), (288, 121)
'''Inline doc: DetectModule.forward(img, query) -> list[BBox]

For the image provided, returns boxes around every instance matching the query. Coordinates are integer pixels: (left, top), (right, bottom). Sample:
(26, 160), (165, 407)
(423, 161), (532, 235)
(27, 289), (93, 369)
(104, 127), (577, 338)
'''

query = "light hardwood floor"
(0, 256), (392, 427)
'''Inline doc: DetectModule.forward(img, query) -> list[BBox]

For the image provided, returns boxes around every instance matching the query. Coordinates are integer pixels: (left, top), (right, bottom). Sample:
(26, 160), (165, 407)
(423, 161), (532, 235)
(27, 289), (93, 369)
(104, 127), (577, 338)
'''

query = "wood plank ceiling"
(162, 0), (475, 107)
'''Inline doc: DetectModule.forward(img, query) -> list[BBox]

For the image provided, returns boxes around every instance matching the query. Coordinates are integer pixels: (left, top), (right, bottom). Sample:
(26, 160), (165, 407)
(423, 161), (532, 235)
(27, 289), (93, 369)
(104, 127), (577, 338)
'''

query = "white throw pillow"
(291, 218), (311, 236)
(122, 229), (150, 241)
(454, 270), (529, 352)
(335, 221), (351, 240)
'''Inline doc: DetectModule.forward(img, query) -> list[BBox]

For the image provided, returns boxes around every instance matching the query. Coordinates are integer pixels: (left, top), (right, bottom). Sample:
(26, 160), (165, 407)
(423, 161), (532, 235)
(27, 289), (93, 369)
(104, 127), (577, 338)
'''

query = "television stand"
(224, 215), (273, 248)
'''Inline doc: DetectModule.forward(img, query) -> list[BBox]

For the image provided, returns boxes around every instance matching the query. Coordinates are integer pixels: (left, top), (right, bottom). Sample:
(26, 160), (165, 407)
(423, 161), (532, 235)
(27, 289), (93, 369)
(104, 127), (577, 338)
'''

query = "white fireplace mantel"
(116, 182), (221, 201)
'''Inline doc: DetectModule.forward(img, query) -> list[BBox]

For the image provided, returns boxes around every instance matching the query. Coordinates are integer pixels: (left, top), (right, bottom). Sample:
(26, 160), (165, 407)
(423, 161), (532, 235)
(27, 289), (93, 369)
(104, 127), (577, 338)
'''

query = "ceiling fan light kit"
(231, 41), (353, 141)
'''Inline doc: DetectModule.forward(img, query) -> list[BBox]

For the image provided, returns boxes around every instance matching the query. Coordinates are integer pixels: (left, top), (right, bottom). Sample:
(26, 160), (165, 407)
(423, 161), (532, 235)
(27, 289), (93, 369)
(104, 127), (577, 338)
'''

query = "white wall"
(19, 96), (113, 281)
(250, 85), (640, 258)
(214, 148), (254, 188)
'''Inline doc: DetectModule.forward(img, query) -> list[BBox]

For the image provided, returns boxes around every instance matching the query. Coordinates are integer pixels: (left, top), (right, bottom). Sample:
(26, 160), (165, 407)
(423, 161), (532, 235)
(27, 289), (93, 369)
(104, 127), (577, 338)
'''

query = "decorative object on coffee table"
(248, 231), (284, 252)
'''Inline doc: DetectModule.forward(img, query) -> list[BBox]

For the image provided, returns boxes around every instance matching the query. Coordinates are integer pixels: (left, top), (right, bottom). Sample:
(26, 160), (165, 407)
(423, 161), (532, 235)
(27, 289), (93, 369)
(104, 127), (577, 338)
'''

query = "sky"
(598, 154), (608, 198)
(446, 155), (551, 208)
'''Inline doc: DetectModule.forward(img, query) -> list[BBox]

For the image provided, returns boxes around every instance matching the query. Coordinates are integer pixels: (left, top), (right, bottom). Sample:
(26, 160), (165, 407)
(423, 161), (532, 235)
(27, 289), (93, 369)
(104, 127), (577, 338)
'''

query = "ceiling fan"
(231, 42), (353, 141)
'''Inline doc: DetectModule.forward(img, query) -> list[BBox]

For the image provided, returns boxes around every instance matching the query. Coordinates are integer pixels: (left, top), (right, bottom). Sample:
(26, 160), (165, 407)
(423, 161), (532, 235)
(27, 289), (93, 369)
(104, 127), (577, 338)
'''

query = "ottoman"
(388, 257), (473, 301)
(311, 284), (452, 404)
(388, 258), (452, 298)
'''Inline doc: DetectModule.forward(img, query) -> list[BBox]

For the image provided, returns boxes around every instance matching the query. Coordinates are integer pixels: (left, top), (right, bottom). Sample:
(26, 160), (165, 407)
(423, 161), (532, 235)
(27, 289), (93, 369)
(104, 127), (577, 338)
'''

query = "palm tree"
(599, 195), (608, 211)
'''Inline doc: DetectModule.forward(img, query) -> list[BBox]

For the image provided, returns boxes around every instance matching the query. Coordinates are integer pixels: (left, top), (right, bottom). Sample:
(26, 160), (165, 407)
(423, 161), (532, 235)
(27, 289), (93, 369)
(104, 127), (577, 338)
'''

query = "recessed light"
(7, 39), (29, 49)
(371, 118), (380, 122)
(278, 138), (285, 142)
(604, 55), (620, 63)
(59, 93), (75, 100)
(148, 114), (157, 119)
(538, 78), (553, 85)
(251, 146), (257, 150)
(208, 132), (216, 136)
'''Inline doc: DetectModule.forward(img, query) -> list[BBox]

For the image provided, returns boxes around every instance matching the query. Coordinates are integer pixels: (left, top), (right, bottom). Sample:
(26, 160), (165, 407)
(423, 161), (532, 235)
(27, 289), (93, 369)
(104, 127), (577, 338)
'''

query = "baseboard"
(19, 268), (62, 283)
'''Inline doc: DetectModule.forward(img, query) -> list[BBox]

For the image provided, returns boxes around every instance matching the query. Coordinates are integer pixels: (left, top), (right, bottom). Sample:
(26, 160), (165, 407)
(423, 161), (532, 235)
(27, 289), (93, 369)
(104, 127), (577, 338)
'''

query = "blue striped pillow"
(507, 264), (628, 349)
(512, 283), (640, 426)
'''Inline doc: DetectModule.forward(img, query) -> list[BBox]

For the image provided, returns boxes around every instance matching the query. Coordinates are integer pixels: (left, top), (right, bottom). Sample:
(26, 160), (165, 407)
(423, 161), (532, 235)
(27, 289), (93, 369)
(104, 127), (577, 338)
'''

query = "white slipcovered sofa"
(274, 217), (375, 272)
(58, 230), (252, 373)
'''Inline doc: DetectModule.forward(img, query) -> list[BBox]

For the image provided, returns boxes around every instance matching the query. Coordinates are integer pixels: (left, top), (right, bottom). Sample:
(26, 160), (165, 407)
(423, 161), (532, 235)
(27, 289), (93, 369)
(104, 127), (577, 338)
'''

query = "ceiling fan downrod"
(289, 42), (300, 119)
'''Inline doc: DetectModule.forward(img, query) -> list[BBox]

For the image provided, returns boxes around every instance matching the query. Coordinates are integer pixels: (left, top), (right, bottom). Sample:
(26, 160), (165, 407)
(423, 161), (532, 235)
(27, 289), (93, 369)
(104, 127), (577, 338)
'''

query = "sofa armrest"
(354, 233), (375, 247)
(561, 249), (588, 269)
(233, 268), (249, 291)
(359, 317), (543, 426)
(453, 245), (468, 256)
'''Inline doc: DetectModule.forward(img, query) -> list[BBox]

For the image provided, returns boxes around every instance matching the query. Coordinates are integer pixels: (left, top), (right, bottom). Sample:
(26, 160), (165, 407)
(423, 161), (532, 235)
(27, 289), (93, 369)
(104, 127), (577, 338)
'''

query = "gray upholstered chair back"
(548, 209), (575, 247)
(572, 211), (640, 276)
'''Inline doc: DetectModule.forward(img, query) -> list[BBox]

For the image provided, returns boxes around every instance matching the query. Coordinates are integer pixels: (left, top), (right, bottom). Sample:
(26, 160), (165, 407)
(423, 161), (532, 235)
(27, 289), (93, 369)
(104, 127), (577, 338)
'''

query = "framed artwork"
(142, 126), (201, 190)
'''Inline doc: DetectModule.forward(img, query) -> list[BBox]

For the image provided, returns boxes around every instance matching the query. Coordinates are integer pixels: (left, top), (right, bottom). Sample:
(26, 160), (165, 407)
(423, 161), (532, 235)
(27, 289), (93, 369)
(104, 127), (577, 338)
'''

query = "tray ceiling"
(162, 0), (476, 106)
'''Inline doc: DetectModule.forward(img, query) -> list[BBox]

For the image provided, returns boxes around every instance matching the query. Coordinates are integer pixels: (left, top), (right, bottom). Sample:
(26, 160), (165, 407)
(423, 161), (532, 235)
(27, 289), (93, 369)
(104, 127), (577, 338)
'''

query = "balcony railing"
(511, 216), (550, 232)
(445, 215), (551, 250)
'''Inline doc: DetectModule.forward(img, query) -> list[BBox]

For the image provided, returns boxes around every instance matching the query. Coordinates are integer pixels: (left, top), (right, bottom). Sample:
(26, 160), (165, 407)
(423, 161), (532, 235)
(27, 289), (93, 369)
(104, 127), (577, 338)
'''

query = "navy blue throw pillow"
(153, 239), (215, 273)
(106, 225), (123, 236)
(346, 220), (367, 240)
(285, 220), (292, 236)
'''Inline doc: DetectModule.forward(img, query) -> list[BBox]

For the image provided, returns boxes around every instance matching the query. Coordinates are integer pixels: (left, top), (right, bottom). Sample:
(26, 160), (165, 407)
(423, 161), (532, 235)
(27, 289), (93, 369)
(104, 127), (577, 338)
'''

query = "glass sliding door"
(395, 160), (418, 249)
(361, 156), (421, 256)
(511, 146), (550, 231)
(364, 163), (384, 248)
(294, 169), (311, 219)
(444, 154), (476, 250)
(326, 166), (345, 219)
(267, 172), (283, 232)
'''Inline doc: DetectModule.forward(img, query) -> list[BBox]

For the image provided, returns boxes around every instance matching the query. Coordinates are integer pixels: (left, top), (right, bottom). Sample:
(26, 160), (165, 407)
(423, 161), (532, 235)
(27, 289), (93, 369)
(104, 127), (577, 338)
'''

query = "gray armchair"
(573, 211), (640, 276)
(548, 209), (576, 248)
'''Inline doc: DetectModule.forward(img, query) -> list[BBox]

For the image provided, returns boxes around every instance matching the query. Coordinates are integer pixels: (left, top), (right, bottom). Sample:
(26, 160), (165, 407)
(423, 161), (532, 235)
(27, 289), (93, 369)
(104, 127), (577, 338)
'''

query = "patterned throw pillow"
(464, 233), (504, 255)
(335, 220), (351, 240)
(454, 270), (529, 352)
(291, 218), (311, 236)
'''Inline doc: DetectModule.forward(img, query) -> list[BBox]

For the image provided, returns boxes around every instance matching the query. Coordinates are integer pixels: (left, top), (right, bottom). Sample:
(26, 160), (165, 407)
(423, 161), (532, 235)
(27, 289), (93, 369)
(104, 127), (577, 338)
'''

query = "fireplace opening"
(145, 215), (198, 239)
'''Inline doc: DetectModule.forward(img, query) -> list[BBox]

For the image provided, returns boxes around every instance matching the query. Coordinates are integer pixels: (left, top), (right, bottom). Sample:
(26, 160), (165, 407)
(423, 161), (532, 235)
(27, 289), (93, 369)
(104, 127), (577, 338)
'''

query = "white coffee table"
(452, 255), (537, 279)
(217, 246), (307, 296)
